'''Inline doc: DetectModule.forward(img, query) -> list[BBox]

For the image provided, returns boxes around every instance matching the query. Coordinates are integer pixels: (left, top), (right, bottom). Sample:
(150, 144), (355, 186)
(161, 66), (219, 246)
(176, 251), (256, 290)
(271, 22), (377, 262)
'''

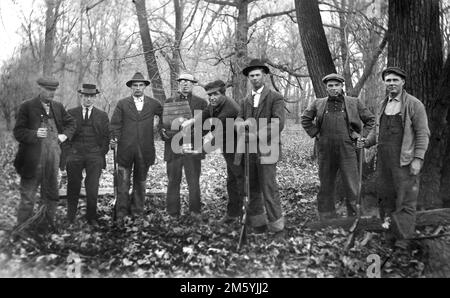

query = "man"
(234, 59), (285, 237)
(65, 84), (110, 227)
(160, 73), (208, 220)
(302, 73), (375, 221)
(362, 67), (430, 247)
(110, 72), (163, 223)
(13, 77), (76, 232)
(181, 80), (243, 224)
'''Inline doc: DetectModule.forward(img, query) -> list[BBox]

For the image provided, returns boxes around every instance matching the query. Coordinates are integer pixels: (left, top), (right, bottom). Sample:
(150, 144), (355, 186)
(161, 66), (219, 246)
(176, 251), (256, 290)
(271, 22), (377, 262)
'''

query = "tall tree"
(133, 0), (167, 102)
(43, 0), (63, 76)
(294, 0), (336, 98)
(388, 0), (450, 209)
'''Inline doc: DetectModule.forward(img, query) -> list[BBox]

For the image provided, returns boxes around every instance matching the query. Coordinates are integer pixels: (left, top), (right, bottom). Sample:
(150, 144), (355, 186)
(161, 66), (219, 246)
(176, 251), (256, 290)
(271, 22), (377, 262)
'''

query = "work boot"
(252, 225), (268, 235)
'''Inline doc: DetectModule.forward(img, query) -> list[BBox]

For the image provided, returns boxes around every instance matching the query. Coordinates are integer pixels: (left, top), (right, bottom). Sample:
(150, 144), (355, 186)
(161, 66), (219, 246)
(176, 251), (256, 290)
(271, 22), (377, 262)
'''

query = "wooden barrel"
(162, 101), (192, 130)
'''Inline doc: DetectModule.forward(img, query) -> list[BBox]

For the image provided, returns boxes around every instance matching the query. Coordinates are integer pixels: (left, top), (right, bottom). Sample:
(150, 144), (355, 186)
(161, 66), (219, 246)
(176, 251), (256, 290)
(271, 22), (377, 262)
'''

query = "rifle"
(237, 127), (251, 251)
(112, 145), (119, 223)
(344, 147), (364, 251)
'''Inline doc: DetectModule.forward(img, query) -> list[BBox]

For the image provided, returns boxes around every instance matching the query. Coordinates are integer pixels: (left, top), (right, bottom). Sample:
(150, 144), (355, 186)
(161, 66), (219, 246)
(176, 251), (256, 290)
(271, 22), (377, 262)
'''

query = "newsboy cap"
(177, 73), (198, 83)
(204, 80), (226, 94)
(382, 67), (407, 80)
(37, 77), (59, 91)
(322, 73), (345, 84)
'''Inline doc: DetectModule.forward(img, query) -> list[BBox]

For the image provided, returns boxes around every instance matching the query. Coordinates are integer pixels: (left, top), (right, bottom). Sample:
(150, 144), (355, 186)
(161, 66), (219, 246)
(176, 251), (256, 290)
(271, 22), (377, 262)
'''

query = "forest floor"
(0, 122), (432, 278)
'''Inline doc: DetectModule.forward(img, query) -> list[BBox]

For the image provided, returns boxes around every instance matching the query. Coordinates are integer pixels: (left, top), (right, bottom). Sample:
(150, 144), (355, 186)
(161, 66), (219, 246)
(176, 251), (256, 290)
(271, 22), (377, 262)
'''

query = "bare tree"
(43, 0), (63, 77)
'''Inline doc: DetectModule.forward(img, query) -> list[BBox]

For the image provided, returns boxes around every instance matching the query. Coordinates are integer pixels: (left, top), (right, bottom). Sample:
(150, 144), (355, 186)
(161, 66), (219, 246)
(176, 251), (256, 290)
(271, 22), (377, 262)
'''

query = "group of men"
(13, 59), (429, 247)
(13, 59), (286, 239)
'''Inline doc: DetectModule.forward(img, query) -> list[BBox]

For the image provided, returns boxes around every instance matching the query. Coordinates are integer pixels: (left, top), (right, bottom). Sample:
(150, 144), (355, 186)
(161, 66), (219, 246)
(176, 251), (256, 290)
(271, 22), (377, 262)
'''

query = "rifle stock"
(112, 146), (119, 222)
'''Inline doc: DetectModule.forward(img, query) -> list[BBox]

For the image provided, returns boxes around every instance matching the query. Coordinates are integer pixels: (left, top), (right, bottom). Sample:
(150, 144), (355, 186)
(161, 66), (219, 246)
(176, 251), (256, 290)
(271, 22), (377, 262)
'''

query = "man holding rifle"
(234, 59), (286, 239)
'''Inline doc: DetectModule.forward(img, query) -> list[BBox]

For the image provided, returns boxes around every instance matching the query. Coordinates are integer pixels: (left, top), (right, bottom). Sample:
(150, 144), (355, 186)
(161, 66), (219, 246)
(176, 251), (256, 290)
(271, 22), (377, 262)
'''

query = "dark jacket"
(201, 96), (240, 152)
(110, 95), (163, 168)
(161, 93), (208, 162)
(13, 96), (76, 178)
(235, 85), (286, 165)
(366, 90), (430, 166)
(301, 95), (375, 139)
(64, 106), (110, 168)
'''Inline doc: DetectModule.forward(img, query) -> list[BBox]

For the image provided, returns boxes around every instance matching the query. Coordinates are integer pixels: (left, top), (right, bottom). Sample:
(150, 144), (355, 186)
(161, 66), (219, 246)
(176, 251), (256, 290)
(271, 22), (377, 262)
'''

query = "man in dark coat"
(13, 77), (76, 231)
(65, 84), (110, 227)
(160, 73), (208, 220)
(362, 67), (430, 248)
(234, 59), (286, 238)
(110, 72), (163, 222)
(181, 80), (243, 224)
(301, 73), (375, 221)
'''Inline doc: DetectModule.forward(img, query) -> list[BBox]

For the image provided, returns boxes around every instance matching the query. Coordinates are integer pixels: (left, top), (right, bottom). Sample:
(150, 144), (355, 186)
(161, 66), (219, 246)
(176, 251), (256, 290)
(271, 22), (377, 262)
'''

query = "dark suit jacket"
(110, 95), (163, 168)
(13, 96), (76, 178)
(63, 106), (110, 169)
(235, 85), (286, 165)
(161, 93), (208, 162)
(301, 95), (375, 139)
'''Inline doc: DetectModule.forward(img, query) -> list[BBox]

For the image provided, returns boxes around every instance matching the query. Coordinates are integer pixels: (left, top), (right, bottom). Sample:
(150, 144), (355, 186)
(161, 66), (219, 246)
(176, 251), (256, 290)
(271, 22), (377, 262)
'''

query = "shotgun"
(237, 127), (250, 251)
(112, 145), (119, 223)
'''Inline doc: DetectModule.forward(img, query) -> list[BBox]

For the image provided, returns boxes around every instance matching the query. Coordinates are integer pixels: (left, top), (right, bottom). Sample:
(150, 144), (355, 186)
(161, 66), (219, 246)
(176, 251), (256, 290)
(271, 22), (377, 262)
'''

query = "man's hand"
(37, 128), (48, 139)
(58, 134), (68, 143)
(110, 138), (118, 149)
(410, 158), (423, 176)
(356, 137), (366, 149)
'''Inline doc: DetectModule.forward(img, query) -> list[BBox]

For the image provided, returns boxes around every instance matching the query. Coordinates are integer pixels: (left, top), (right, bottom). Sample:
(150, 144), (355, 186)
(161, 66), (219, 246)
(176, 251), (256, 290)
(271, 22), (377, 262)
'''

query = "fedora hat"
(126, 72), (151, 88)
(242, 59), (270, 77)
(78, 83), (100, 95)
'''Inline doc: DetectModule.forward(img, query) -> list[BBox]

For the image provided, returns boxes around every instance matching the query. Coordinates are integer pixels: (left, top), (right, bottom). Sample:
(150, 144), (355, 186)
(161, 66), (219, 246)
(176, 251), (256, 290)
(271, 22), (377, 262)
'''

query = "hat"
(322, 73), (345, 84)
(37, 77), (59, 91)
(126, 72), (151, 88)
(177, 73), (198, 83)
(382, 67), (406, 80)
(242, 59), (270, 77)
(78, 84), (100, 95)
(204, 80), (226, 94)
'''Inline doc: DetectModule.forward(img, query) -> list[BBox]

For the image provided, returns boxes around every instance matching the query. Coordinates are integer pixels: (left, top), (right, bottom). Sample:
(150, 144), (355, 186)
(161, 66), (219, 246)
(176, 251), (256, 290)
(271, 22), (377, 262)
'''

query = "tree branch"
(248, 9), (295, 27)
(203, 0), (237, 7)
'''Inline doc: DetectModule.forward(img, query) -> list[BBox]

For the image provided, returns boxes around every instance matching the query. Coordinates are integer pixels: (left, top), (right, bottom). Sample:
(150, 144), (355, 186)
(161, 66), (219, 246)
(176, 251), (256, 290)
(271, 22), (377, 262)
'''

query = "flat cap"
(322, 73), (345, 84)
(382, 67), (406, 80)
(204, 80), (226, 93)
(37, 77), (59, 91)
(177, 73), (198, 83)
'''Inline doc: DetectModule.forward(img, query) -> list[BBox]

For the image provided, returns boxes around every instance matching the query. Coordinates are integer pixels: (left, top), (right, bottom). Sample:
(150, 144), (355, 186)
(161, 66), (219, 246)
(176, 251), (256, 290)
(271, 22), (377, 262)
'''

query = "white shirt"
(385, 95), (401, 115)
(252, 86), (264, 108)
(82, 105), (94, 120)
(133, 97), (144, 112)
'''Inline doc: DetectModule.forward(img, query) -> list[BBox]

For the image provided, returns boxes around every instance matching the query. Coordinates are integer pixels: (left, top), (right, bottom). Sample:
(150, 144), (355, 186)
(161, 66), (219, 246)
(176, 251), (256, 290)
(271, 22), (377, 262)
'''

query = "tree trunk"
(295, 0), (336, 98)
(441, 113), (450, 208)
(134, 0), (167, 103)
(43, 0), (61, 77)
(171, 0), (183, 93)
(388, 0), (447, 209)
(232, 0), (249, 103)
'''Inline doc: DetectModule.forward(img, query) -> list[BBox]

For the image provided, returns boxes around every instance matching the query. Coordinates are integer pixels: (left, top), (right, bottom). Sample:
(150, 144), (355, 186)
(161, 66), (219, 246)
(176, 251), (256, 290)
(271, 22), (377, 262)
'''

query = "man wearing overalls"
(13, 77), (76, 232)
(363, 67), (430, 248)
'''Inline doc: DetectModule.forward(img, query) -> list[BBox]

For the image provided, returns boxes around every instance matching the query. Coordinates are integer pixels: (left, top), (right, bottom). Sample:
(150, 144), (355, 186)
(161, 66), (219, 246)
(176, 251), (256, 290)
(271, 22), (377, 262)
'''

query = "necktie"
(84, 107), (89, 121)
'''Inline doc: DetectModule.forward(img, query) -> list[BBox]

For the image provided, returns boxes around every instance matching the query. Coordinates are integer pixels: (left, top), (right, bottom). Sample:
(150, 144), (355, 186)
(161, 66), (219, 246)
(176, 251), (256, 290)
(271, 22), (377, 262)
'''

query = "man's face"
(326, 80), (344, 97)
(208, 90), (225, 107)
(38, 86), (56, 102)
(179, 79), (194, 95)
(81, 94), (96, 107)
(131, 82), (147, 97)
(248, 69), (265, 90)
(384, 73), (405, 97)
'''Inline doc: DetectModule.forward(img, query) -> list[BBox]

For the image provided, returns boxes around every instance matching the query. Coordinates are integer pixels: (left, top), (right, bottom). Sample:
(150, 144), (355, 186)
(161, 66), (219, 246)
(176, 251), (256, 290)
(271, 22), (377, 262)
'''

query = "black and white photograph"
(0, 0), (449, 281)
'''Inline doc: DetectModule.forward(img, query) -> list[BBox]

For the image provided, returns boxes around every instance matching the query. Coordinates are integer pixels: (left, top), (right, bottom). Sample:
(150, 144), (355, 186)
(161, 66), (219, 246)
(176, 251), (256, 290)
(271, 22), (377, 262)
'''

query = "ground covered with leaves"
(0, 123), (435, 277)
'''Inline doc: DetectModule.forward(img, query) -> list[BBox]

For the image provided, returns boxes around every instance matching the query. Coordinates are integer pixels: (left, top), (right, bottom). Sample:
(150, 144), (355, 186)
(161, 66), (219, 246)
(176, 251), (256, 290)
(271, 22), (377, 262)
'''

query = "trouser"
(17, 138), (60, 229)
(317, 137), (359, 214)
(66, 152), (103, 221)
(377, 149), (419, 239)
(247, 154), (284, 232)
(116, 149), (149, 219)
(166, 155), (201, 216)
(223, 153), (244, 217)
